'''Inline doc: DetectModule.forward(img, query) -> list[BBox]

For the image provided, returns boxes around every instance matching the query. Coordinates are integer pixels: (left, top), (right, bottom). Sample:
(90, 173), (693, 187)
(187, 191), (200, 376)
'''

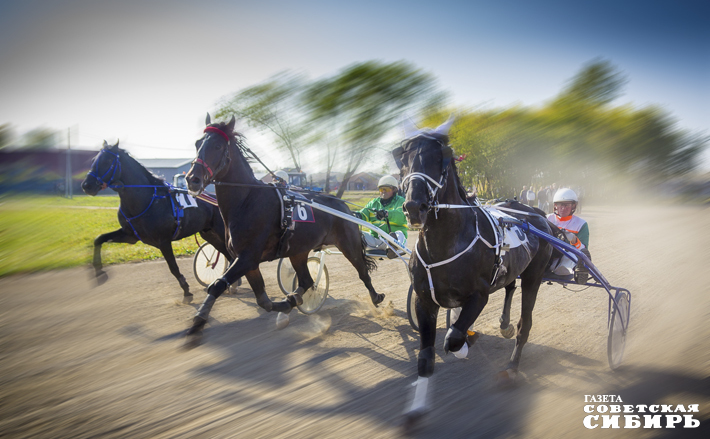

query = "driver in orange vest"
(547, 188), (591, 284)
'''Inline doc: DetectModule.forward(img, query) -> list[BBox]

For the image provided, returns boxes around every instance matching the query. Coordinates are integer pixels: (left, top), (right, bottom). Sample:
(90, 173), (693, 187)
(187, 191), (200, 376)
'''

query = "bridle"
(192, 126), (232, 187)
(87, 149), (121, 188)
(396, 135), (459, 217)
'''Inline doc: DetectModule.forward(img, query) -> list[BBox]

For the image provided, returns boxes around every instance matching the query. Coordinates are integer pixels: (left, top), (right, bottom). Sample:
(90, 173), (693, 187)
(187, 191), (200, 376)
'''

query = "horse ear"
(102, 140), (108, 148)
(205, 113), (211, 126)
(227, 115), (236, 132)
(403, 114), (421, 139)
(433, 114), (455, 136)
(112, 140), (119, 151)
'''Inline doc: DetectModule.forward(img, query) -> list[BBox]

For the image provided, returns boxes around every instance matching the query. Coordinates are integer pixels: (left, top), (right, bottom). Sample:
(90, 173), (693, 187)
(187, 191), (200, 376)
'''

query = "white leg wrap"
(408, 376), (429, 413)
(452, 341), (469, 359)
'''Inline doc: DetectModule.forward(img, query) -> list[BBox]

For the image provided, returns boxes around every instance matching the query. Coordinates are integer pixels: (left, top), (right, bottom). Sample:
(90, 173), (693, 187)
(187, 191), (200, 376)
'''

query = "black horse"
(81, 141), (232, 303)
(393, 119), (553, 425)
(183, 114), (381, 342)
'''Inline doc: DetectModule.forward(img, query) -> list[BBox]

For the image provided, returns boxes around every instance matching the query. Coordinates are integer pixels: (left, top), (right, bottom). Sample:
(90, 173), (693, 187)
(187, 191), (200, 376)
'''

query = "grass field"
(0, 191), (379, 277)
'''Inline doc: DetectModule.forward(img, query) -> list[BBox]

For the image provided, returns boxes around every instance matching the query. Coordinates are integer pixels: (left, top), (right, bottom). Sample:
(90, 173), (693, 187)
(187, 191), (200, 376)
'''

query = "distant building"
(260, 167), (311, 188)
(138, 158), (193, 183)
(0, 148), (98, 194)
(346, 172), (380, 191)
(0, 149), (197, 195)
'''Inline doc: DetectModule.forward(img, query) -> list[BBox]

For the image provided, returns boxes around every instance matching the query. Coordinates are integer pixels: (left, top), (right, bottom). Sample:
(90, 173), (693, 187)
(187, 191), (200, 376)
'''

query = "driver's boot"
(574, 249), (591, 284)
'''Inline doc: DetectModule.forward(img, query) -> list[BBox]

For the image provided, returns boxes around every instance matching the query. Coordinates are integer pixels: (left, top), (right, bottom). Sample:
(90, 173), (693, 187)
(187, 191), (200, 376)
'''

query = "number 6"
(297, 205), (307, 220)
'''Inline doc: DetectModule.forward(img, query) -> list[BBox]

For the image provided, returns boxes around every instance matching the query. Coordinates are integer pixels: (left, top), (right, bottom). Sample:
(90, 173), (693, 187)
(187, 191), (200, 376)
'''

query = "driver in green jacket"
(355, 175), (408, 257)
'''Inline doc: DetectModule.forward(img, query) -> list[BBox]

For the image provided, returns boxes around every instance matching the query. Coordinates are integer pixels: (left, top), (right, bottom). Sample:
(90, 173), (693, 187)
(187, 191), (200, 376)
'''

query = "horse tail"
(361, 239), (378, 274)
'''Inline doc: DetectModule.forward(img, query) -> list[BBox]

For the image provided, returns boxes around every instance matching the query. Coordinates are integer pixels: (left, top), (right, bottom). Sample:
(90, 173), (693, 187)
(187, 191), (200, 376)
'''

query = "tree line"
(216, 58), (706, 200)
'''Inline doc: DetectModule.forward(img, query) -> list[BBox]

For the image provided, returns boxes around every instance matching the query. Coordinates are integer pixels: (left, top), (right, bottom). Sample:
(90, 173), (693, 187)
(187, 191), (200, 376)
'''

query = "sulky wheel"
(193, 242), (229, 287)
(607, 289), (630, 370)
(277, 257), (296, 295)
(406, 284), (419, 332)
(291, 257), (329, 314)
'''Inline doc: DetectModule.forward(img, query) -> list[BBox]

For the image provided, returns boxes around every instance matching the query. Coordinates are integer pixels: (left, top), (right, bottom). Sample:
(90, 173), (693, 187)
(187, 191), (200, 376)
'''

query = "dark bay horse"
(393, 119), (553, 425)
(81, 141), (232, 303)
(183, 114), (381, 342)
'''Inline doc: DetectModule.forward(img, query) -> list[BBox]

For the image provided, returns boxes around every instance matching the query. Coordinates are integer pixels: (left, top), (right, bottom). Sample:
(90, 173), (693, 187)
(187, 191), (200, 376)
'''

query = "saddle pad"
(176, 192), (198, 209)
(485, 207), (530, 250)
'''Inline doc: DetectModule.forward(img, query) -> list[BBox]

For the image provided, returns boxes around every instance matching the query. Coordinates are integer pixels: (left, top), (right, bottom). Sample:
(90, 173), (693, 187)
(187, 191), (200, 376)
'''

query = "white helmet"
(378, 175), (399, 189)
(553, 188), (578, 203)
(274, 170), (289, 183)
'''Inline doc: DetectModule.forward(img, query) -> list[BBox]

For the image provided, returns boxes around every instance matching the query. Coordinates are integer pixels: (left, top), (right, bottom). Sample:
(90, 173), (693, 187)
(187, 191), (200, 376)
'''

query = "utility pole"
(65, 127), (72, 199)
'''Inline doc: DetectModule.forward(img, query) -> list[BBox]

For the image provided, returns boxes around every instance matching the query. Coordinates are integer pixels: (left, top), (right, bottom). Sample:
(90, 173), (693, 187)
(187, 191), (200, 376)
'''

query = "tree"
(304, 60), (446, 198)
(216, 71), (310, 170)
(553, 58), (627, 108)
(0, 124), (14, 149)
(20, 127), (59, 149)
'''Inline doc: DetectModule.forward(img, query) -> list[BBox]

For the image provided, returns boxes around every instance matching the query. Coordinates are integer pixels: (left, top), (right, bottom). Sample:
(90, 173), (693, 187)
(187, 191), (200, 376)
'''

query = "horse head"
(186, 113), (237, 195)
(82, 140), (122, 196)
(393, 116), (456, 229)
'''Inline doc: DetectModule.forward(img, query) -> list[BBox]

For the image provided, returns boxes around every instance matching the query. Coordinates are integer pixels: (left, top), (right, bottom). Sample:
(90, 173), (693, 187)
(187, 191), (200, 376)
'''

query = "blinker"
(392, 146), (404, 170)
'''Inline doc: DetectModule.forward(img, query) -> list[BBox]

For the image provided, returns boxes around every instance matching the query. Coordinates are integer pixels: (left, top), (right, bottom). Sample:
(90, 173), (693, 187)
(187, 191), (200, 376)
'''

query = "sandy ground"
(1, 204), (708, 438)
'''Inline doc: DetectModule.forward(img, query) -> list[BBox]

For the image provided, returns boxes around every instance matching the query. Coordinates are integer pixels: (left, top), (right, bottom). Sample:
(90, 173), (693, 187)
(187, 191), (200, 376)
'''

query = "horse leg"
(499, 281), (517, 339)
(92, 229), (138, 285)
(243, 268), (295, 330)
(288, 253), (313, 306)
(158, 242), (192, 304)
(199, 230), (240, 287)
(339, 236), (384, 306)
(186, 256), (251, 346)
(404, 293), (439, 427)
(444, 293), (489, 358)
(500, 275), (543, 383)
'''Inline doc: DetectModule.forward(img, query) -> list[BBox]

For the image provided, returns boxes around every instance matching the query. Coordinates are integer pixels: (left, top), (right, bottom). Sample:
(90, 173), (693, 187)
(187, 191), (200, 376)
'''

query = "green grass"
(340, 191), (379, 209)
(0, 194), (200, 277)
(0, 191), (385, 277)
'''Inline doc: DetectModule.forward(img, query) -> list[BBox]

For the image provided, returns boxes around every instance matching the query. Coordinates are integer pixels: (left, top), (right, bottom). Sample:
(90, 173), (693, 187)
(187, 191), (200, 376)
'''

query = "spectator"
(527, 186), (536, 206)
(537, 186), (547, 212)
(519, 185), (528, 205)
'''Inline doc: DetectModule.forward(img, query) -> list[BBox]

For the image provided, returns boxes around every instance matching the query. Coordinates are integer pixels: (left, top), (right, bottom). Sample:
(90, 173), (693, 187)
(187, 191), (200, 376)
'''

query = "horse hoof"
(372, 293), (385, 307)
(287, 293), (303, 307)
(500, 325), (515, 339)
(95, 271), (108, 286)
(184, 331), (202, 349)
(402, 409), (426, 433)
(496, 369), (518, 387)
(182, 294), (194, 304)
(276, 312), (290, 330)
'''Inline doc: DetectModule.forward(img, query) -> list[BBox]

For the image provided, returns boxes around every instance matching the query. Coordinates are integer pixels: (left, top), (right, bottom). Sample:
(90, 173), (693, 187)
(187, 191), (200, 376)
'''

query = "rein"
(88, 148), (185, 240)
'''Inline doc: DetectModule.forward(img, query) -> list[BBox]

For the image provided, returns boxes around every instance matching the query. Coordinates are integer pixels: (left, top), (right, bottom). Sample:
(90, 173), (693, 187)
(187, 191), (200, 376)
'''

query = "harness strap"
(192, 158), (214, 177)
(415, 213), (499, 307)
(118, 184), (183, 241)
(120, 187), (160, 241)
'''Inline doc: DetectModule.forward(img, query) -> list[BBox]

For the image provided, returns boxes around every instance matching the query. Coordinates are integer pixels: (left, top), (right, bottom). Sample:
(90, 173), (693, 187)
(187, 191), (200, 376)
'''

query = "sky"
(1, 0), (708, 172)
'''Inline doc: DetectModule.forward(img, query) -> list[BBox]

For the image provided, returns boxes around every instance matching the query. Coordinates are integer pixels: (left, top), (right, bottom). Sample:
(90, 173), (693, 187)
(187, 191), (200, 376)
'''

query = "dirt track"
(1, 204), (709, 438)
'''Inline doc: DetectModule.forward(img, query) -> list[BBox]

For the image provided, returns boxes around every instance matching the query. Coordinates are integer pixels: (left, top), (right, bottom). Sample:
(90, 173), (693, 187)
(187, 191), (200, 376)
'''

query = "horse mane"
(205, 120), (260, 179)
(116, 148), (166, 185)
(450, 160), (472, 204)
